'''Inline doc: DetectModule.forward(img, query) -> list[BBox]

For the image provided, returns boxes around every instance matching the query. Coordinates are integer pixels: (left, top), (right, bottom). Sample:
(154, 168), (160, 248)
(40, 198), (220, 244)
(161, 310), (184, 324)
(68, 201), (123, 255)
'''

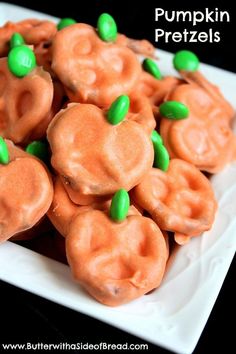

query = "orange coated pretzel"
(127, 93), (156, 134)
(19, 19), (57, 45)
(29, 80), (65, 142)
(34, 41), (54, 76)
(116, 34), (156, 57)
(180, 70), (234, 122)
(47, 177), (110, 237)
(47, 103), (154, 205)
(66, 210), (168, 306)
(160, 81), (236, 173)
(52, 23), (142, 107)
(131, 159), (217, 244)
(136, 72), (182, 109)
(48, 177), (141, 237)
(0, 57), (53, 144)
(0, 19), (57, 57)
(0, 140), (53, 243)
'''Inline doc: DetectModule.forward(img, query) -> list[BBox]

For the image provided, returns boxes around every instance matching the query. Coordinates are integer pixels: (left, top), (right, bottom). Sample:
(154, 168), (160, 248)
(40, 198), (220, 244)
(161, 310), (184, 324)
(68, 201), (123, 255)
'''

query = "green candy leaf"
(0, 137), (9, 165)
(160, 101), (189, 120)
(143, 58), (162, 79)
(8, 45), (36, 78)
(57, 18), (77, 31)
(151, 130), (163, 145)
(110, 189), (130, 222)
(10, 33), (25, 49)
(107, 95), (130, 125)
(173, 50), (199, 72)
(153, 142), (169, 172)
(26, 141), (48, 162)
(97, 13), (117, 42)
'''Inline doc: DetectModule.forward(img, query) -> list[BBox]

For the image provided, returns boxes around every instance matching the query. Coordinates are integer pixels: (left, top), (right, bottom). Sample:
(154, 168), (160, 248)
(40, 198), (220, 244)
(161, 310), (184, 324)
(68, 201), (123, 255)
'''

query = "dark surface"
(3, 0), (236, 72)
(0, 257), (234, 353)
(1, 0), (235, 353)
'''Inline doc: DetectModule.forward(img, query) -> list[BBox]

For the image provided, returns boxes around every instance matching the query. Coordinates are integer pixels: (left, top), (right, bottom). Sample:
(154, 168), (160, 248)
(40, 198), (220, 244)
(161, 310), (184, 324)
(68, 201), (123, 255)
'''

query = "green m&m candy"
(26, 141), (48, 162)
(8, 45), (36, 78)
(143, 58), (162, 79)
(173, 50), (199, 72)
(0, 137), (9, 165)
(10, 33), (25, 49)
(97, 13), (117, 42)
(110, 189), (130, 222)
(151, 130), (163, 145)
(57, 18), (77, 30)
(107, 95), (130, 125)
(159, 101), (189, 120)
(153, 142), (169, 172)
(151, 130), (169, 172)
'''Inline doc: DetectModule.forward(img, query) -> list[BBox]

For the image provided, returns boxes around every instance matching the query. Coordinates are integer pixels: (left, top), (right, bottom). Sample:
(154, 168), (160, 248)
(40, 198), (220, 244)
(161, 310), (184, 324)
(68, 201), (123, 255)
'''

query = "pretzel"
(180, 70), (234, 122)
(127, 93), (156, 133)
(51, 23), (141, 107)
(47, 103), (154, 205)
(116, 34), (156, 57)
(160, 81), (236, 172)
(136, 72), (182, 108)
(48, 177), (141, 237)
(0, 57), (53, 144)
(0, 14), (230, 305)
(0, 140), (53, 243)
(131, 159), (217, 243)
(47, 177), (110, 236)
(30, 80), (65, 142)
(34, 40), (54, 76)
(19, 19), (57, 45)
(0, 19), (57, 57)
(66, 210), (168, 306)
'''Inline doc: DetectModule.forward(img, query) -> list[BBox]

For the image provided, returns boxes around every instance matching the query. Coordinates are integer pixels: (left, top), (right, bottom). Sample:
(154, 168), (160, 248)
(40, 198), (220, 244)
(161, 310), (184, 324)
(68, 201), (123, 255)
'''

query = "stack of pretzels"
(0, 15), (235, 306)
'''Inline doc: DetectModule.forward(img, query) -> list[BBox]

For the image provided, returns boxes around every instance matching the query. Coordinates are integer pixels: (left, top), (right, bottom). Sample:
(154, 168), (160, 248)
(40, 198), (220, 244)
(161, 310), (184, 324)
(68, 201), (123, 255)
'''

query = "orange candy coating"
(160, 74), (236, 173)
(131, 159), (217, 243)
(0, 19), (57, 57)
(128, 93), (156, 134)
(66, 210), (168, 306)
(0, 140), (53, 243)
(47, 177), (142, 237)
(47, 103), (154, 204)
(52, 23), (142, 107)
(0, 57), (53, 144)
(137, 72), (182, 108)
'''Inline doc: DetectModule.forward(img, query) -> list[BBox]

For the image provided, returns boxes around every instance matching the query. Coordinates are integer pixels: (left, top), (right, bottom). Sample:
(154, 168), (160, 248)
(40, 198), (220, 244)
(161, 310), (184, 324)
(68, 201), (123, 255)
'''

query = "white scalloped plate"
(0, 3), (235, 354)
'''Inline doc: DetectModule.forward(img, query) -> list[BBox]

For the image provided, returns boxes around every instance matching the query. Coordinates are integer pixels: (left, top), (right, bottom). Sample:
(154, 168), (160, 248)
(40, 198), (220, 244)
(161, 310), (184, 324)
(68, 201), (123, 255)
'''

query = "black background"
(1, 0), (235, 353)
(2, 0), (236, 72)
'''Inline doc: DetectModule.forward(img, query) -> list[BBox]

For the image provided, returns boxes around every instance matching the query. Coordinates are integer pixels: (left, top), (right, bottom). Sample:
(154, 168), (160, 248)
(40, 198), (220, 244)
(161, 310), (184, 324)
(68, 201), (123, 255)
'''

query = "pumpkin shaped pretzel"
(131, 159), (217, 244)
(47, 102), (154, 205)
(0, 139), (53, 243)
(66, 209), (168, 306)
(52, 23), (141, 107)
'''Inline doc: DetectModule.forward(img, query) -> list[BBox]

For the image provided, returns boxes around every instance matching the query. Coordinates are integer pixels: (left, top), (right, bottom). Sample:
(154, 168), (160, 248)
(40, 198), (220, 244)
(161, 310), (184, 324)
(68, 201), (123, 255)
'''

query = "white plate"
(0, 3), (235, 354)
